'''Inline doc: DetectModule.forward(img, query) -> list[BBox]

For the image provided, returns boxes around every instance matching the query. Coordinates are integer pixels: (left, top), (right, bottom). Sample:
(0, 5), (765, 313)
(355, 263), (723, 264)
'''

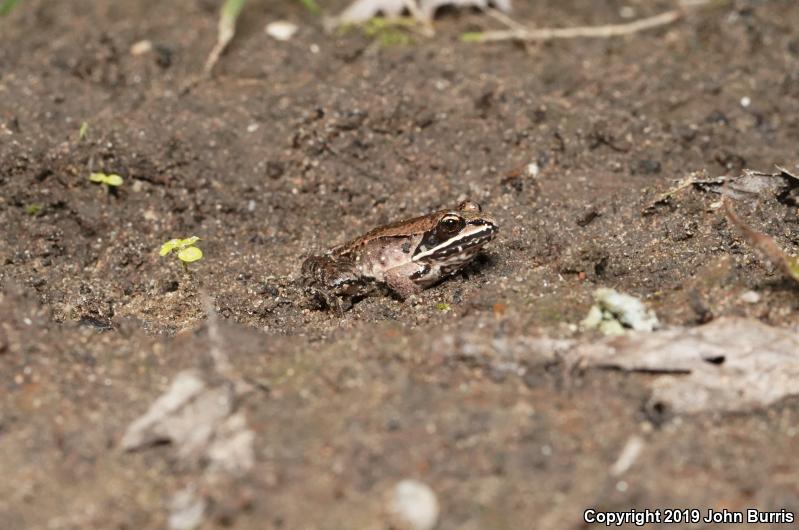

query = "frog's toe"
(304, 286), (332, 310)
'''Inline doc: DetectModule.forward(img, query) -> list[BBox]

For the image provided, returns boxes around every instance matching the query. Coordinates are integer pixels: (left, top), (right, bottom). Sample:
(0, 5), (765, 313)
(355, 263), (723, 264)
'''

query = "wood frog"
(302, 200), (498, 310)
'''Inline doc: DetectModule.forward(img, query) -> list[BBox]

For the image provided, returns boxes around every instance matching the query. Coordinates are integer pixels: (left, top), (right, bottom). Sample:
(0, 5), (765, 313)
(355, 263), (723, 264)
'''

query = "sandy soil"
(2, 0), (799, 528)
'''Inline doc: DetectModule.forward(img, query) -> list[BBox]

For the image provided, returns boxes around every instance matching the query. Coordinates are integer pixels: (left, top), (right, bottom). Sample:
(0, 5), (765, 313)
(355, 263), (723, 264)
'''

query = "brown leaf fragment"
(775, 164), (799, 181)
(641, 172), (723, 216)
(574, 317), (799, 414)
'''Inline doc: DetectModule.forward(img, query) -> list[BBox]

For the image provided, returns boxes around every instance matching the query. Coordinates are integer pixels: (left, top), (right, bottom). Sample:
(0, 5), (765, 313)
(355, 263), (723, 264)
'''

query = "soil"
(2, 0), (799, 529)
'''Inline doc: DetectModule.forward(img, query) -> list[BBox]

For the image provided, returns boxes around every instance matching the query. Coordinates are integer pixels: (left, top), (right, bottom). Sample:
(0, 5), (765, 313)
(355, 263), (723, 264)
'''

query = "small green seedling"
(25, 203), (44, 216)
(297, 0), (320, 15)
(361, 17), (415, 46)
(78, 121), (89, 141)
(459, 32), (485, 42)
(0, 0), (21, 16)
(435, 302), (451, 312)
(89, 172), (123, 188)
(160, 236), (204, 272)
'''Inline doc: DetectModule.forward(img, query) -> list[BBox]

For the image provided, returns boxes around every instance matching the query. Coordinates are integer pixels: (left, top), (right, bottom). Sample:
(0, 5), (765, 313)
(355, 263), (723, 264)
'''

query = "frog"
(301, 200), (498, 311)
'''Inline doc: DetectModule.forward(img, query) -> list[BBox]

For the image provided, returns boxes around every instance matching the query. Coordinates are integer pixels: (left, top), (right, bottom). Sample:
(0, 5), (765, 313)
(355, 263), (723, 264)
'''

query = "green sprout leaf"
(160, 237), (202, 256)
(460, 32), (485, 42)
(297, 0), (320, 15)
(160, 237), (203, 267)
(78, 121), (89, 141)
(177, 246), (203, 263)
(221, 0), (246, 26)
(435, 302), (451, 312)
(89, 172), (123, 187)
(104, 174), (123, 186)
(24, 203), (43, 216)
(159, 239), (181, 256)
(787, 256), (799, 283)
(0, 0), (20, 16)
(360, 17), (415, 46)
(179, 236), (200, 247)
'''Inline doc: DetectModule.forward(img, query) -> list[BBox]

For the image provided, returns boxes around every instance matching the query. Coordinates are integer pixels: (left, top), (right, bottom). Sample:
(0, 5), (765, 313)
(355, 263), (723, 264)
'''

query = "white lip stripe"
(412, 224), (494, 261)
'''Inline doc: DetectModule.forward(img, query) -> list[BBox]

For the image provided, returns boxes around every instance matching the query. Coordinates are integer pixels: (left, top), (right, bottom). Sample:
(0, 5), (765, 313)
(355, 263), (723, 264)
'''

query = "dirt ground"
(3, 0), (799, 528)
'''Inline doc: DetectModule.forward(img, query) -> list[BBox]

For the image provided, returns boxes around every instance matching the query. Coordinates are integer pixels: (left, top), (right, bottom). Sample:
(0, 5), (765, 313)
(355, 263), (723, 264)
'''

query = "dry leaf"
(574, 317), (799, 414)
(122, 370), (254, 475)
(331, 0), (510, 26)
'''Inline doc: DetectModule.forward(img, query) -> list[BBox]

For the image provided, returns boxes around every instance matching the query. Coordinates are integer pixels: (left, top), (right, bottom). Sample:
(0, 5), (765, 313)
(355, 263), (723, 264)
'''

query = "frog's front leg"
(302, 255), (372, 311)
(383, 262), (425, 300)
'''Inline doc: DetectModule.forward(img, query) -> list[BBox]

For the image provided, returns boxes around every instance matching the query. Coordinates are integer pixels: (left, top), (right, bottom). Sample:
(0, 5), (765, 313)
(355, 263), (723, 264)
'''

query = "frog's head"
(413, 200), (498, 266)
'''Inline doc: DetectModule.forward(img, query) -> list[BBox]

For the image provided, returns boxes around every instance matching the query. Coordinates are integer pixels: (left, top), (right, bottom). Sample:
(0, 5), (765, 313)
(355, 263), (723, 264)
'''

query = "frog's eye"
(438, 215), (464, 233)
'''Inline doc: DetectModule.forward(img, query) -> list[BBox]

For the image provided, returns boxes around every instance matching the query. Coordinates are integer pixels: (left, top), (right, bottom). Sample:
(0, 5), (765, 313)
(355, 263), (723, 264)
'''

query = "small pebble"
(389, 480), (439, 530)
(610, 435), (645, 476)
(740, 290), (760, 304)
(740, 96), (752, 108)
(130, 40), (153, 56)
(266, 21), (298, 41)
(247, 123), (259, 133)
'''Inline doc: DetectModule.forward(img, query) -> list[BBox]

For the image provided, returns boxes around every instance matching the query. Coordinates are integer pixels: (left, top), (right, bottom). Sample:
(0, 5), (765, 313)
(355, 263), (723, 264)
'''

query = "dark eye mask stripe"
(412, 224), (497, 261)
(423, 235), (492, 259)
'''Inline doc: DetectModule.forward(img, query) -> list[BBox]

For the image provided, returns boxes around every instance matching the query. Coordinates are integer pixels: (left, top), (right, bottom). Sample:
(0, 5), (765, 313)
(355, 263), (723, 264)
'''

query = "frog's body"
(302, 200), (498, 310)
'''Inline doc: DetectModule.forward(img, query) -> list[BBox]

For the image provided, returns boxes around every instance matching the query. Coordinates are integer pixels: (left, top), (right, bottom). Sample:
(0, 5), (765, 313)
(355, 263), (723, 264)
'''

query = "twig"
(202, 0), (246, 78)
(484, 7), (528, 34)
(403, 0), (435, 36)
(179, 0), (247, 94)
(467, 9), (683, 42)
(722, 194), (799, 283)
(641, 171), (725, 216)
